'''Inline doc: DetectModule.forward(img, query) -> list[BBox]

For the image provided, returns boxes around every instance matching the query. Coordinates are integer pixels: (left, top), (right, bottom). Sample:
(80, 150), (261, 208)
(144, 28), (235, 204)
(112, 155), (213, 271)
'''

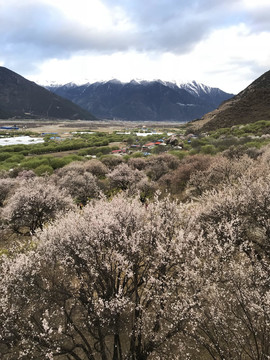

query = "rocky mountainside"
(47, 80), (233, 122)
(194, 70), (270, 131)
(0, 67), (95, 120)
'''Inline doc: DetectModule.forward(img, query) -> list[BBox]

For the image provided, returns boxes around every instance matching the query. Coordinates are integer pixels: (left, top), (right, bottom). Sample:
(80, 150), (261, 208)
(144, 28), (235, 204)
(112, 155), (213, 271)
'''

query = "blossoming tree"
(0, 194), (200, 360)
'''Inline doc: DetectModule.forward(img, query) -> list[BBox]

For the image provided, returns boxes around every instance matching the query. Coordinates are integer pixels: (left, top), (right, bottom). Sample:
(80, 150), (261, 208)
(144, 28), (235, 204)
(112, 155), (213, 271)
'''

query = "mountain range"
(0, 67), (95, 120)
(194, 70), (270, 131)
(47, 80), (234, 122)
(3, 65), (270, 128)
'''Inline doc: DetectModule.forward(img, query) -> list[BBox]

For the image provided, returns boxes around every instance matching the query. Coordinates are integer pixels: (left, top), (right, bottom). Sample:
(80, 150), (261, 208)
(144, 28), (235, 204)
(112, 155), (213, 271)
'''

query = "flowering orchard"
(1, 194), (201, 359)
(1, 150), (270, 359)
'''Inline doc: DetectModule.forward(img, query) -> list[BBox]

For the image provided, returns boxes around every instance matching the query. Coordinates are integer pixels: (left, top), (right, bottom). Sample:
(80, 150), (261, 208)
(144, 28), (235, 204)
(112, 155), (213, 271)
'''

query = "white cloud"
(43, 0), (131, 31)
(31, 23), (270, 94)
(1, 0), (270, 94)
(243, 0), (270, 8)
(186, 24), (270, 92)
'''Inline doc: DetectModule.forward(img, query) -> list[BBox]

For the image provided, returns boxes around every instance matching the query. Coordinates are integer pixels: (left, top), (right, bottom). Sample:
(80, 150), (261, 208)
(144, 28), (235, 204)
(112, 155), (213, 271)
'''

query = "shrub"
(57, 170), (100, 204)
(107, 163), (145, 191)
(146, 154), (180, 181)
(0, 194), (200, 359)
(20, 157), (49, 170)
(200, 144), (217, 155)
(158, 154), (213, 195)
(128, 157), (147, 170)
(16, 170), (36, 180)
(0, 152), (15, 161)
(100, 155), (124, 169)
(83, 159), (109, 178)
(187, 155), (254, 196)
(54, 161), (86, 177)
(0, 178), (17, 206)
(2, 178), (74, 233)
(47, 157), (70, 170)
(34, 164), (54, 176)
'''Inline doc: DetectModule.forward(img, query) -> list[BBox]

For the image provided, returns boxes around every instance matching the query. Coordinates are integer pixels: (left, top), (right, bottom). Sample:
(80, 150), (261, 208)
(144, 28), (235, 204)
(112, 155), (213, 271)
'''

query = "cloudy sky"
(1, 0), (270, 93)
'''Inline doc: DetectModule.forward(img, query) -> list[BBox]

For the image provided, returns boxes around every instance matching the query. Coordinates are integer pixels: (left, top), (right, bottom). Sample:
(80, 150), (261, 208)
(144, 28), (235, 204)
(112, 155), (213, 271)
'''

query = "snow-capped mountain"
(46, 79), (234, 122)
(180, 81), (213, 96)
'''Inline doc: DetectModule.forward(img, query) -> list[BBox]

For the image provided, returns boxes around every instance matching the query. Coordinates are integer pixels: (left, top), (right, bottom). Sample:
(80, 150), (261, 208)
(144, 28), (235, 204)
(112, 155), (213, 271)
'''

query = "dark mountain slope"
(0, 67), (95, 120)
(48, 80), (233, 122)
(196, 70), (270, 131)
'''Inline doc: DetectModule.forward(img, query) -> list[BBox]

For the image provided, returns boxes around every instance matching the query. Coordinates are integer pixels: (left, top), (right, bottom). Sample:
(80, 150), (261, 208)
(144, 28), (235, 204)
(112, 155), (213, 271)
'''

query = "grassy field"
(0, 119), (185, 134)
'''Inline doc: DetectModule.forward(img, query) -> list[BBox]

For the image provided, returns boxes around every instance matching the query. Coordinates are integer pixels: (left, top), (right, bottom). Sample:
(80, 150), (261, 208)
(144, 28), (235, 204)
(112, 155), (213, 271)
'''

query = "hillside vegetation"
(192, 69), (270, 131)
(1, 120), (270, 359)
(1, 119), (270, 175)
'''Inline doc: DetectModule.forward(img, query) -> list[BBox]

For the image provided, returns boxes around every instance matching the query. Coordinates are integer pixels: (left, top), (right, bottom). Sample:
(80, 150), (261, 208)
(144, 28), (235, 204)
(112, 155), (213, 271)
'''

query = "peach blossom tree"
(0, 193), (200, 360)
(107, 163), (145, 191)
(56, 170), (100, 205)
(2, 177), (75, 234)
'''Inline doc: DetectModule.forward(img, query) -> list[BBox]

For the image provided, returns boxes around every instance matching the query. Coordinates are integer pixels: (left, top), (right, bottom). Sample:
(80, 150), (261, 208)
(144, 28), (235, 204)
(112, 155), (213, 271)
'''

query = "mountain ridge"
(47, 79), (233, 122)
(0, 67), (96, 120)
(193, 70), (270, 131)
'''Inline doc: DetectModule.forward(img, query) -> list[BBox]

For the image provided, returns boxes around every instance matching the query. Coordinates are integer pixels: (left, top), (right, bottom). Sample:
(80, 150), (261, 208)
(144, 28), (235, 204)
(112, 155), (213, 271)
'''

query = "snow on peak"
(130, 79), (143, 84)
(178, 81), (214, 96)
(39, 80), (64, 88)
(41, 77), (224, 96)
(62, 82), (79, 88)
